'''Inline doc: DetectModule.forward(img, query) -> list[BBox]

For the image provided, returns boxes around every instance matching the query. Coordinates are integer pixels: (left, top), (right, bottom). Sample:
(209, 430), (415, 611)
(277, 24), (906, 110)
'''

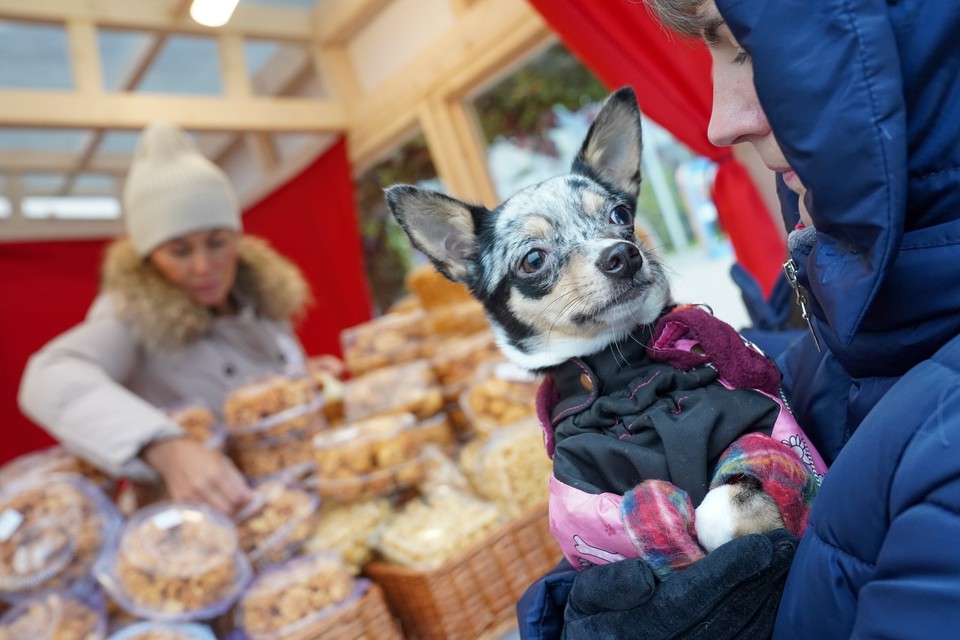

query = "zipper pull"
(783, 259), (822, 352)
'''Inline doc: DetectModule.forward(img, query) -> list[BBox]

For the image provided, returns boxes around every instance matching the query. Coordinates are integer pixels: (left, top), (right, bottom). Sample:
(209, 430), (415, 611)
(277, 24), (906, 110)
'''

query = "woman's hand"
(142, 437), (252, 515)
(308, 354), (346, 380)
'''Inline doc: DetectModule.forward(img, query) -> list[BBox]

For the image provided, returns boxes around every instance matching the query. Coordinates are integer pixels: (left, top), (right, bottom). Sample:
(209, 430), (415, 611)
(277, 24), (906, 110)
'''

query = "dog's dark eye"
(519, 249), (546, 274)
(609, 205), (632, 226)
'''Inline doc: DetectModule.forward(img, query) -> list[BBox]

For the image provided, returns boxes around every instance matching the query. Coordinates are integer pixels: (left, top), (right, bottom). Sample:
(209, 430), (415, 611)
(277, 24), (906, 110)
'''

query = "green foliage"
(473, 44), (608, 155)
(353, 134), (435, 314)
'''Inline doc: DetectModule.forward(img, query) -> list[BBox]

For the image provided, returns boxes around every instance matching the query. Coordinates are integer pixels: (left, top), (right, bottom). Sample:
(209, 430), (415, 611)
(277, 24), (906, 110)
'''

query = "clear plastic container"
(374, 489), (502, 569)
(429, 331), (500, 388)
(95, 503), (252, 622)
(165, 403), (226, 451)
(234, 478), (319, 570)
(105, 621), (217, 640)
(303, 498), (393, 573)
(415, 413), (457, 449)
(459, 360), (541, 435)
(404, 264), (473, 310)
(306, 361), (345, 426)
(311, 413), (430, 502)
(342, 360), (444, 423)
(223, 374), (316, 431)
(313, 413), (419, 473)
(459, 417), (552, 516)
(0, 474), (122, 602)
(340, 310), (430, 377)
(0, 446), (113, 493)
(425, 300), (489, 337)
(236, 552), (364, 640)
(0, 590), (106, 639)
(227, 400), (326, 479)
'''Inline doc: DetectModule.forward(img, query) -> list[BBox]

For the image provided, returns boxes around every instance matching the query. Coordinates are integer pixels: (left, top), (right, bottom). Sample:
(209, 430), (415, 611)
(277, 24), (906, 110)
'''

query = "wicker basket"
(364, 503), (560, 640)
(280, 581), (402, 640)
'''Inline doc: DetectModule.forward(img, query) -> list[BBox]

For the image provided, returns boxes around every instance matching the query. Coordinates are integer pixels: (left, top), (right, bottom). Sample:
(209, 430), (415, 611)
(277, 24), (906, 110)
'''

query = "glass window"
(353, 133), (441, 314)
(0, 20), (72, 90)
(471, 42), (705, 255)
(22, 196), (120, 220)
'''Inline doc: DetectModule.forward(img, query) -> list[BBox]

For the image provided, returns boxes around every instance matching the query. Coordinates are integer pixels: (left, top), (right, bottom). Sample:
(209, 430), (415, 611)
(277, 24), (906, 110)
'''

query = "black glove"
(562, 528), (799, 640)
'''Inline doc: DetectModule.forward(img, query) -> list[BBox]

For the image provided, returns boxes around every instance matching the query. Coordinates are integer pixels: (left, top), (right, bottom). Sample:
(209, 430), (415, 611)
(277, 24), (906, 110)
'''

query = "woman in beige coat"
(18, 122), (312, 514)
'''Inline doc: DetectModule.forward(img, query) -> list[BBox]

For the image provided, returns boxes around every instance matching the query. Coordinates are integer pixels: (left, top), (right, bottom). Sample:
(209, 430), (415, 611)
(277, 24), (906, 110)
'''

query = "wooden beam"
(66, 19), (104, 95)
(244, 133), (278, 174)
(418, 96), (497, 206)
(219, 34), (253, 97)
(312, 0), (392, 45)
(0, 91), (346, 132)
(61, 28), (170, 196)
(347, 0), (552, 172)
(0, 150), (130, 174)
(0, 218), (124, 241)
(311, 43), (362, 108)
(0, 0), (312, 40)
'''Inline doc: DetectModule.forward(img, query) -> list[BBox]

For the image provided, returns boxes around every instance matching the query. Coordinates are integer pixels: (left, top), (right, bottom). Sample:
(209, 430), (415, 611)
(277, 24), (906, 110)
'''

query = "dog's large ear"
(385, 185), (481, 284)
(573, 86), (643, 199)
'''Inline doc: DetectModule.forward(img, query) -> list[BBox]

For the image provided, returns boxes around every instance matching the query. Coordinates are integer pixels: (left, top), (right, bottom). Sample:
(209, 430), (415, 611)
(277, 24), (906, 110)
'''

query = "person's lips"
(780, 169), (803, 193)
(194, 282), (221, 295)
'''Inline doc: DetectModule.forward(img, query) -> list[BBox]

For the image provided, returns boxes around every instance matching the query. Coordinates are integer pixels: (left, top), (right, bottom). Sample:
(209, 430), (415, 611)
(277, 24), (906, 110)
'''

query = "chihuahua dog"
(386, 87), (819, 573)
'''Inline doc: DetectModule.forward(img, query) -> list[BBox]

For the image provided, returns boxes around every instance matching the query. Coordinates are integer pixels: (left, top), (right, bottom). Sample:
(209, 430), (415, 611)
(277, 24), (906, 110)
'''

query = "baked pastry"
(342, 360), (444, 423)
(99, 503), (251, 621)
(223, 375), (314, 430)
(227, 409), (324, 480)
(0, 590), (105, 640)
(166, 405), (223, 450)
(237, 552), (360, 640)
(460, 418), (552, 516)
(375, 490), (501, 568)
(235, 480), (318, 570)
(460, 361), (541, 435)
(312, 414), (426, 502)
(0, 446), (112, 493)
(404, 264), (473, 309)
(303, 498), (393, 572)
(0, 474), (121, 600)
(225, 383), (326, 480)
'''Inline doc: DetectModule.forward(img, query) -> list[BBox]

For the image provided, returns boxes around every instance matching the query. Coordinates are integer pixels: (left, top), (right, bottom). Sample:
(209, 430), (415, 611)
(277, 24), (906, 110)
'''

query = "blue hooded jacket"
(720, 0), (960, 637)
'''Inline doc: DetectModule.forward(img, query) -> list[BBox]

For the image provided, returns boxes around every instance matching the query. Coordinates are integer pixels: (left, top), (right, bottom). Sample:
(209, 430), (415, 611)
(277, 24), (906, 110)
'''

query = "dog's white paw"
(694, 485), (738, 553)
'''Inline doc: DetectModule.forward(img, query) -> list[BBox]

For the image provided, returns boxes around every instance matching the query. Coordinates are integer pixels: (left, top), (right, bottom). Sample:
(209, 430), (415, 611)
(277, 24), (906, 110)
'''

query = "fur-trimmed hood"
(101, 235), (311, 352)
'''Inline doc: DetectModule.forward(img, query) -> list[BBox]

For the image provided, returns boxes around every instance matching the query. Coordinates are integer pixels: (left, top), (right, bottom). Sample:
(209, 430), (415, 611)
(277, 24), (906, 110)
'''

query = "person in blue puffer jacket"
(517, 1), (960, 638)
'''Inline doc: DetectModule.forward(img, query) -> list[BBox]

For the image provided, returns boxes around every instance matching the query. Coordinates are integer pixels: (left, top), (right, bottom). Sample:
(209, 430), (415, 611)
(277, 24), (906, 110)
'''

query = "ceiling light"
(190, 0), (240, 28)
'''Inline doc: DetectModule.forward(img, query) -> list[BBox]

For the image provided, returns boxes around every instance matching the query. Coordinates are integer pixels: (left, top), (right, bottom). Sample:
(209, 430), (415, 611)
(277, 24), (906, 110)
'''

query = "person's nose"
(190, 250), (213, 276)
(707, 79), (769, 148)
(709, 82), (749, 147)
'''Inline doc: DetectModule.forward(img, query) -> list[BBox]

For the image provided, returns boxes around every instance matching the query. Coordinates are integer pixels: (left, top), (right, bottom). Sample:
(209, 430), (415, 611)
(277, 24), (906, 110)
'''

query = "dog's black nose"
(597, 242), (643, 279)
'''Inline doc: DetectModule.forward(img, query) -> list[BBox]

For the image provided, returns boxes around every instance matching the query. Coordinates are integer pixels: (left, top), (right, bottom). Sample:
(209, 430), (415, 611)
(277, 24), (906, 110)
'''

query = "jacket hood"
(720, 0), (960, 378)
(101, 235), (310, 352)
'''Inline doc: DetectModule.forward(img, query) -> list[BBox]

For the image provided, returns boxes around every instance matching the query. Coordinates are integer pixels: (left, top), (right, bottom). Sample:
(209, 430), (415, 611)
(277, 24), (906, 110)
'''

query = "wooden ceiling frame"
(0, 0), (555, 241)
(345, 0), (553, 205)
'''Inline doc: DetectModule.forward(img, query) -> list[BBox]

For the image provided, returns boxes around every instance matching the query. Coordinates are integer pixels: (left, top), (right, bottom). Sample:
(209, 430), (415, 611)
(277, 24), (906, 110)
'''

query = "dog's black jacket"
(546, 307), (782, 505)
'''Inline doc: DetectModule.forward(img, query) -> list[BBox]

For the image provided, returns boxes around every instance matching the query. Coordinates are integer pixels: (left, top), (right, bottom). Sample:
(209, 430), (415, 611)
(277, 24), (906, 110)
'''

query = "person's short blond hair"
(643, 0), (711, 38)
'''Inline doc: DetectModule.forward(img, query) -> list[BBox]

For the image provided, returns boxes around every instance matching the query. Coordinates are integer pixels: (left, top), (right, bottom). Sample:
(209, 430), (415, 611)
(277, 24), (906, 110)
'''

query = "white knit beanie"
(123, 122), (242, 256)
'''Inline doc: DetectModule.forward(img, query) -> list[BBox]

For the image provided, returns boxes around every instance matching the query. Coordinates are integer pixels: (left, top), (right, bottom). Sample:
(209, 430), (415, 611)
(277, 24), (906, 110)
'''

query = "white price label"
(151, 508), (184, 531)
(0, 508), (24, 542)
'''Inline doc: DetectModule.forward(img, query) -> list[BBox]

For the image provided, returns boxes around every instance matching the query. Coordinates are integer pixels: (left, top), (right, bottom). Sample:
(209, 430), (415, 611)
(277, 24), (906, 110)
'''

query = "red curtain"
(243, 137), (373, 357)
(527, 0), (784, 295)
(0, 136), (371, 465)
